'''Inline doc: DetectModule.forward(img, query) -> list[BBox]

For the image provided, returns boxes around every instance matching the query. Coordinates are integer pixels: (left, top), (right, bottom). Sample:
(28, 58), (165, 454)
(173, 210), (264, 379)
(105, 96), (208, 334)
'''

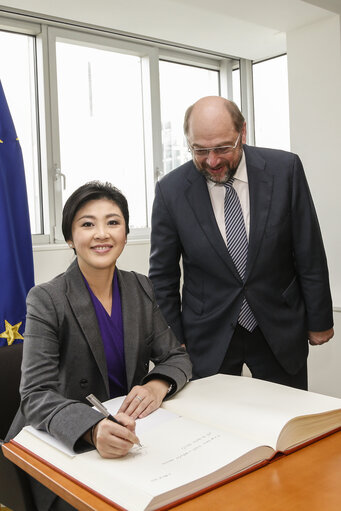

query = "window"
(232, 67), (241, 109)
(0, 15), (248, 243)
(56, 41), (147, 229)
(0, 30), (41, 234)
(253, 55), (290, 150)
(159, 61), (219, 174)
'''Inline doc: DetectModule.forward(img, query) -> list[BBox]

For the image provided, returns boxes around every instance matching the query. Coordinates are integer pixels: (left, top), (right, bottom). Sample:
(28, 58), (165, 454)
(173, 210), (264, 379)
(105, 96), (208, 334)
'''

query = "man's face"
(187, 108), (246, 184)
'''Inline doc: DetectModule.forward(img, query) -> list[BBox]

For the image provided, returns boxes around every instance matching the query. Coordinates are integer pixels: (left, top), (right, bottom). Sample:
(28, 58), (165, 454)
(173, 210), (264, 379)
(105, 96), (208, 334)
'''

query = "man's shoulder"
(245, 144), (298, 164)
(158, 160), (197, 187)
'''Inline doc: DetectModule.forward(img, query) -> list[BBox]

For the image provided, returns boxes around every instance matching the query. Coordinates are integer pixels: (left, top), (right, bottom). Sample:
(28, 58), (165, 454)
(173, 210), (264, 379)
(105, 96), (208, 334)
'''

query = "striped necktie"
(224, 177), (257, 332)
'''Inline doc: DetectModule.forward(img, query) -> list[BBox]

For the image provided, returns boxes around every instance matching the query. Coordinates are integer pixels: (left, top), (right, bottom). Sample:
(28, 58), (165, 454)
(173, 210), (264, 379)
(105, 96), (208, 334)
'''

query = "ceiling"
(167, 0), (340, 59)
(0, 0), (339, 60)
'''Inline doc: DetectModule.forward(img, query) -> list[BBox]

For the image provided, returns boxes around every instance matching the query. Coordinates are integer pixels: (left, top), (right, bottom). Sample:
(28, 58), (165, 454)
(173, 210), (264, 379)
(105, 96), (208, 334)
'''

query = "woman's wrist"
(90, 424), (97, 446)
(83, 422), (99, 447)
(144, 378), (174, 399)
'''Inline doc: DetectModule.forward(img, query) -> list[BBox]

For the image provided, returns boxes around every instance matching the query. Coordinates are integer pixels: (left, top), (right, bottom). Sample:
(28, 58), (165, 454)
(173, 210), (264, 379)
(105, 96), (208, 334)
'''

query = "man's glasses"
(190, 133), (241, 157)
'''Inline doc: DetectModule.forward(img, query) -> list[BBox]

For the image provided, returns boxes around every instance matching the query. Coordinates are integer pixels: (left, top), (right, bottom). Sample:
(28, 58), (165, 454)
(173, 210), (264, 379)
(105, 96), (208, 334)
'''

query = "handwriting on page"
(161, 432), (221, 466)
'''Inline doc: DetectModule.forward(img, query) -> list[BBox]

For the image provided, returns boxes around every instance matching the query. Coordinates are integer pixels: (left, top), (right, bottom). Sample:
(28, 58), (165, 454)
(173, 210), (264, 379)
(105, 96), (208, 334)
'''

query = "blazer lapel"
(65, 261), (109, 395)
(117, 269), (139, 390)
(244, 146), (273, 279)
(185, 163), (241, 282)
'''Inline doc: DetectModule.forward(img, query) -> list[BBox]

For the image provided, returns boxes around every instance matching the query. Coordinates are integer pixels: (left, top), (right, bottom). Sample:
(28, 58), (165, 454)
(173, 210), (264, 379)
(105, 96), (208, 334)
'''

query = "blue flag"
(0, 81), (34, 347)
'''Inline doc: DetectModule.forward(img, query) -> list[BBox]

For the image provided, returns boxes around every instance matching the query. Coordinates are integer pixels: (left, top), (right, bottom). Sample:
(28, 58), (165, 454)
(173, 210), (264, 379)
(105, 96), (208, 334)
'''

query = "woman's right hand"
(92, 413), (140, 458)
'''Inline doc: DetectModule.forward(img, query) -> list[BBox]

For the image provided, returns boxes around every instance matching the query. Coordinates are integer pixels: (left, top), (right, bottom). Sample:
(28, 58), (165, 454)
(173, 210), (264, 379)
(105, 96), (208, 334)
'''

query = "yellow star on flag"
(0, 320), (24, 346)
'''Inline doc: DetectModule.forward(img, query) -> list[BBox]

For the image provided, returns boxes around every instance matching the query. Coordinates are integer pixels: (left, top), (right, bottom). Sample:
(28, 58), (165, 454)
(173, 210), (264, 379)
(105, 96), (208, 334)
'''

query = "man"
(149, 96), (334, 389)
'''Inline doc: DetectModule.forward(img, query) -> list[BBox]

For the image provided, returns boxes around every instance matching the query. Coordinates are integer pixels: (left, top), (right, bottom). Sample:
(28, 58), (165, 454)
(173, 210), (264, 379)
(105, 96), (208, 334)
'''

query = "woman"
(8, 181), (192, 511)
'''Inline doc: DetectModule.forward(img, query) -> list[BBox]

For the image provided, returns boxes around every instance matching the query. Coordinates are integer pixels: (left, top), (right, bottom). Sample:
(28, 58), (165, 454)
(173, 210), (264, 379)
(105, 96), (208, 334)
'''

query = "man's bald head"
(183, 96), (245, 140)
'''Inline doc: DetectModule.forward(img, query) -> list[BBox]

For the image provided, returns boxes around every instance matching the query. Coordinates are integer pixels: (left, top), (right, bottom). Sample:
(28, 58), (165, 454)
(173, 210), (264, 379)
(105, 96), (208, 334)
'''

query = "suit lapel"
(117, 269), (139, 390)
(65, 260), (109, 396)
(185, 163), (241, 281)
(244, 146), (273, 279)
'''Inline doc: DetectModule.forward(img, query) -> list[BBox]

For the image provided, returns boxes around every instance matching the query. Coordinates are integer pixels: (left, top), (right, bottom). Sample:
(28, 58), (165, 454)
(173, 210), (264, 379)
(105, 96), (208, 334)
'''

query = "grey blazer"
(7, 259), (191, 451)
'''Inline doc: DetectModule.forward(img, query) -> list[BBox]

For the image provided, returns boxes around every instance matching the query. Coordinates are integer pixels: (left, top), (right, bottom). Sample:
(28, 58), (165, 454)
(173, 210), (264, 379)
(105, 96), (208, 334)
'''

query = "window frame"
(0, 16), (50, 242)
(46, 26), (163, 241)
(0, 11), (251, 246)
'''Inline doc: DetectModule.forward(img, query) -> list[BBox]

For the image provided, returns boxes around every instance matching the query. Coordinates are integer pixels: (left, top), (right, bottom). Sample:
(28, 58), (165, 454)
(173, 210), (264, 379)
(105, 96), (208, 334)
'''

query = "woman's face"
(69, 198), (127, 274)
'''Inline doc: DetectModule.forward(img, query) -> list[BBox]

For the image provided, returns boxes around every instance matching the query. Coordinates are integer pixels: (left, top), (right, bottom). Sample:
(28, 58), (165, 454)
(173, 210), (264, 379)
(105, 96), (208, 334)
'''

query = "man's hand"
(308, 328), (334, 345)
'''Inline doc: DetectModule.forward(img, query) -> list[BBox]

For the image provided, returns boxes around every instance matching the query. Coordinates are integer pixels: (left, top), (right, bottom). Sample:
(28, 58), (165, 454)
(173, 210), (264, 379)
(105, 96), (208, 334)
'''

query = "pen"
(86, 393), (142, 447)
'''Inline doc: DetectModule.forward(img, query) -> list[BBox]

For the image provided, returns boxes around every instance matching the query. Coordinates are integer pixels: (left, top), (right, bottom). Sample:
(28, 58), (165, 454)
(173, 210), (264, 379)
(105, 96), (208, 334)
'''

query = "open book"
(11, 374), (341, 511)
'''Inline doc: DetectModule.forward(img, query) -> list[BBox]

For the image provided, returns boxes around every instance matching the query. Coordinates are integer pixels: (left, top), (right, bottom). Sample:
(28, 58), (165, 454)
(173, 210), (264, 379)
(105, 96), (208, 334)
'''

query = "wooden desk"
(3, 431), (341, 511)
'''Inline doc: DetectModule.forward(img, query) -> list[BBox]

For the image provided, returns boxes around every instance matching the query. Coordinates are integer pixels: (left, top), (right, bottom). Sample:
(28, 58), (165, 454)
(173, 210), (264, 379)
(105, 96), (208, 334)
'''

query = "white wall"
(286, 15), (341, 396)
(309, 311), (341, 398)
(287, 14), (341, 308)
(33, 241), (150, 285)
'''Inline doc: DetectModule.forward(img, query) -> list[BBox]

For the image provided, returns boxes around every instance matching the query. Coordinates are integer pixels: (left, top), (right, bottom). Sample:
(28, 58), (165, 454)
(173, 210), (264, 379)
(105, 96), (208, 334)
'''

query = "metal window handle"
(54, 166), (66, 190)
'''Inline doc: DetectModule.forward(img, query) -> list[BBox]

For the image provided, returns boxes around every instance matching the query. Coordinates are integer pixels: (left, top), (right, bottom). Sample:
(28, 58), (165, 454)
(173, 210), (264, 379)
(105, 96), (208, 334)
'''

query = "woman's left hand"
(118, 379), (170, 419)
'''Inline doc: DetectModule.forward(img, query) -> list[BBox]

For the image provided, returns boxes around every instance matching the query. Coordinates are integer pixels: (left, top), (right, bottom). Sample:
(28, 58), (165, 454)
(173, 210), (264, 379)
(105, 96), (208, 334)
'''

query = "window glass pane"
(253, 55), (290, 150)
(56, 42), (146, 229)
(0, 31), (41, 234)
(159, 61), (219, 174)
(232, 68), (241, 109)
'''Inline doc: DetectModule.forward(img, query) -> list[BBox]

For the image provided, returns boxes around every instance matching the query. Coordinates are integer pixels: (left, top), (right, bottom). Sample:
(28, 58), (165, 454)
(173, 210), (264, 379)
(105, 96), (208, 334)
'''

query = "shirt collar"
(206, 149), (247, 190)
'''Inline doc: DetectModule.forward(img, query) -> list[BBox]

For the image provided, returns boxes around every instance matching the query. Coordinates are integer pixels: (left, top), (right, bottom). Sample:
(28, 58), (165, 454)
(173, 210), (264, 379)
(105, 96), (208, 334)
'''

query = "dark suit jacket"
(7, 260), (191, 511)
(149, 145), (333, 379)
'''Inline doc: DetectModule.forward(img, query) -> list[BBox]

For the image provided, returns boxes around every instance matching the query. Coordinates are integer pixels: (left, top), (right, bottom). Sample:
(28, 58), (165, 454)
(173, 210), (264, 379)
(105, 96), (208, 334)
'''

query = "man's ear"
(242, 122), (247, 144)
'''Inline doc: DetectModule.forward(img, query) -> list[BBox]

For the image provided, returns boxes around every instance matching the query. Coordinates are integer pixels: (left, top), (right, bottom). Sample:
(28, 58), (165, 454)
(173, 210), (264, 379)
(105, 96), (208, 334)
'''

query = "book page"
(103, 396), (178, 435)
(14, 415), (273, 511)
(23, 397), (178, 457)
(163, 374), (341, 449)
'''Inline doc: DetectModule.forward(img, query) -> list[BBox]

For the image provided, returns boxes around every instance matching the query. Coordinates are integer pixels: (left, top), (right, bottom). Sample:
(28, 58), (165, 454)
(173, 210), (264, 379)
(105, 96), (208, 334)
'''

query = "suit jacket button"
(80, 379), (88, 388)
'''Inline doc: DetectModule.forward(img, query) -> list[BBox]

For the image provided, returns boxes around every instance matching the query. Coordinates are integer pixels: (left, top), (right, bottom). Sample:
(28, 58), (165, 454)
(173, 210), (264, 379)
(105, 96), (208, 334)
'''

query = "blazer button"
(80, 378), (88, 388)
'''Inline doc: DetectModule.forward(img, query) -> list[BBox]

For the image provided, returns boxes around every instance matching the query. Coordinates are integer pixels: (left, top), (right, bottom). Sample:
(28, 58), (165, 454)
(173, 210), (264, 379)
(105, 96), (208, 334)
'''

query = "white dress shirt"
(207, 150), (250, 244)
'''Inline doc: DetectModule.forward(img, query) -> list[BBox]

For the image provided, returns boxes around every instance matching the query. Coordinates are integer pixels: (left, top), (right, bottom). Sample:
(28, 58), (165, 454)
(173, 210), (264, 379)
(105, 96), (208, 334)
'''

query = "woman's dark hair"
(62, 181), (129, 242)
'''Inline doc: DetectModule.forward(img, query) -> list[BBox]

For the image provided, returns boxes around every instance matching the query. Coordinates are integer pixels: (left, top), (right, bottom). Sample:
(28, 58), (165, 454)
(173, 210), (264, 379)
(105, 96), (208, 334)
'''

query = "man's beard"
(194, 146), (243, 184)
(195, 157), (240, 184)
(201, 165), (237, 184)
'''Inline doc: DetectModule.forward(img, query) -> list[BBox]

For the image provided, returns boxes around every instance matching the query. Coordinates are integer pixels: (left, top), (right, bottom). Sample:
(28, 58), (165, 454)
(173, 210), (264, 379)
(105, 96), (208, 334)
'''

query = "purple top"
(84, 270), (128, 398)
